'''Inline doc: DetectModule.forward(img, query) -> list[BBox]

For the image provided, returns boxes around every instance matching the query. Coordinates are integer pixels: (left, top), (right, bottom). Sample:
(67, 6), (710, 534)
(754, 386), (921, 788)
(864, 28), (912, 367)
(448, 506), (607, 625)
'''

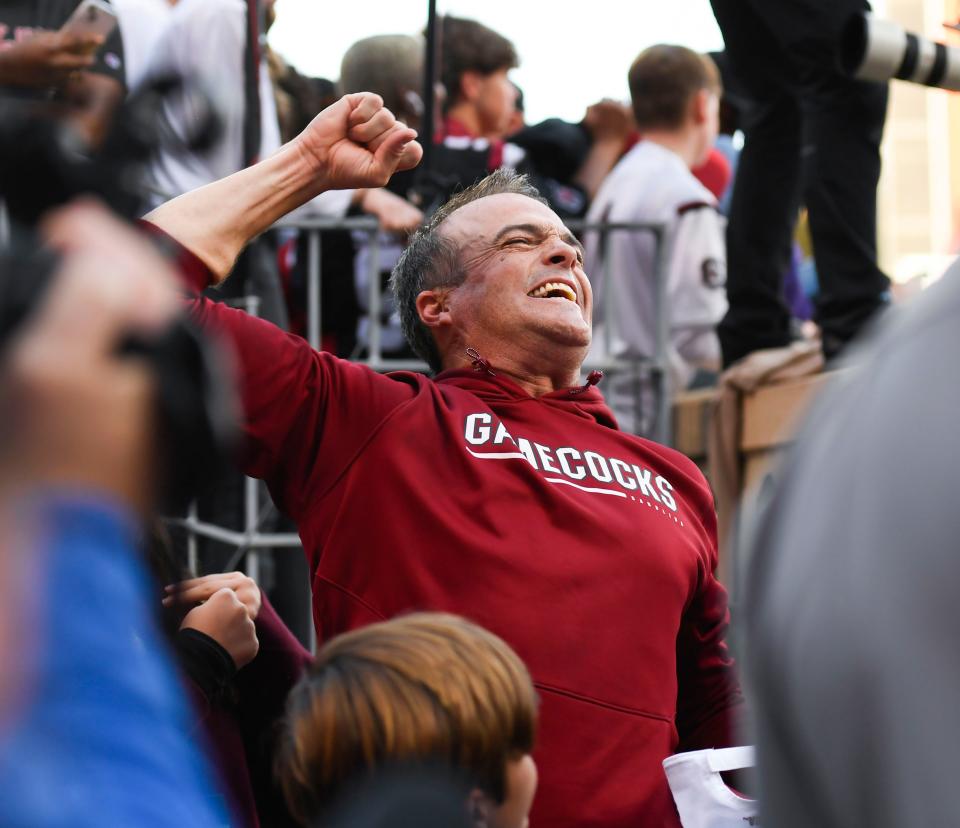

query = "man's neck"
(445, 103), (483, 138)
(442, 348), (582, 397)
(505, 369), (581, 398)
(641, 130), (701, 170)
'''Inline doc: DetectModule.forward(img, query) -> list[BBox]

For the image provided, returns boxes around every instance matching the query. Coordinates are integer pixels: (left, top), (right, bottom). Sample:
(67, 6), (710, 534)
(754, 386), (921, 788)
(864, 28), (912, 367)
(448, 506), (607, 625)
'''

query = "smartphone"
(60, 0), (118, 41)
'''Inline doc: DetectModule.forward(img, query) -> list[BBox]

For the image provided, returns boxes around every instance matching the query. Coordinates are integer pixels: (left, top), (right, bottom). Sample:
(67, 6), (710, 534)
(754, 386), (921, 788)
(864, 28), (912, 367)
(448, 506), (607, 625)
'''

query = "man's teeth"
(527, 282), (577, 302)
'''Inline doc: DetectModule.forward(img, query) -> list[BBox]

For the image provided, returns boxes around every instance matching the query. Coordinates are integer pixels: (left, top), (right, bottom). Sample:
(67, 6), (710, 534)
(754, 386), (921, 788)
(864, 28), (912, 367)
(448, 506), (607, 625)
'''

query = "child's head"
(278, 613), (538, 828)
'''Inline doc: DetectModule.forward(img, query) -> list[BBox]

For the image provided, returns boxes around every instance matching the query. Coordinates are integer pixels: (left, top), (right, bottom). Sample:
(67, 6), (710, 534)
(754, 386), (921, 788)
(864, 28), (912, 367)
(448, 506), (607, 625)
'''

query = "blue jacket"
(0, 496), (231, 827)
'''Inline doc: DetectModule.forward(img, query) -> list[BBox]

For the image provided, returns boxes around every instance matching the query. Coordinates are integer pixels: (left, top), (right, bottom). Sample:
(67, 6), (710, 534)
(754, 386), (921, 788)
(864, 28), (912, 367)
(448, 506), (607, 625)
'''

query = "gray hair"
(390, 169), (547, 373)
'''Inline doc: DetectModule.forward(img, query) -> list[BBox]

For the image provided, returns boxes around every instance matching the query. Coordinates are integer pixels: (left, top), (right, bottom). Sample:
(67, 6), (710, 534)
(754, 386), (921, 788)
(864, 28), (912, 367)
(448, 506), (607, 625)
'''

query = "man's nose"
(543, 236), (580, 268)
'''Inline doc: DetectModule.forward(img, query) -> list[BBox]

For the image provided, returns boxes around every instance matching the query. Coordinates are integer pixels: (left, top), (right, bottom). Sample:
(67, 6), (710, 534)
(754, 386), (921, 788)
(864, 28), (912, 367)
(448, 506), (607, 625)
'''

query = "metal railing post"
(601, 225), (614, 359)
(243, 294), (262, 579)
(187, 499), (199, 574)
(650, 225), (672, 446)
(0, 200), (9, 247)
(368, 228), (382, 365)
(307, 230), (322, 350)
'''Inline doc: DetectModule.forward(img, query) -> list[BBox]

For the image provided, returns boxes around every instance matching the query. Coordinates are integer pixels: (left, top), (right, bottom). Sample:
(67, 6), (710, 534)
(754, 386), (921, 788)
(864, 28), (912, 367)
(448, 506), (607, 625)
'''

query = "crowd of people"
(1, 1), (953, 827)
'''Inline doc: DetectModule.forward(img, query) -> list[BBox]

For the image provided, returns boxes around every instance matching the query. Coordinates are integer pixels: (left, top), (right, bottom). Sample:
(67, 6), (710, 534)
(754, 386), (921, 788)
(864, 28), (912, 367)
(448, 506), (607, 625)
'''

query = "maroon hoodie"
(167, 230), (742, 828)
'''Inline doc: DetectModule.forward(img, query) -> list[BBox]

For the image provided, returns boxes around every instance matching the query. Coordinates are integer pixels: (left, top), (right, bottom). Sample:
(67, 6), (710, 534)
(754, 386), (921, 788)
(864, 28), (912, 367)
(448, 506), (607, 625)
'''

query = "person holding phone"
(0, 0), (126, 146)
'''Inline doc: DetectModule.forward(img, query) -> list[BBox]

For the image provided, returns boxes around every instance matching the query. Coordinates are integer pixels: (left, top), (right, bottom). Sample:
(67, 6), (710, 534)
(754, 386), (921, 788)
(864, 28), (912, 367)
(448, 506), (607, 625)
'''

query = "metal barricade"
(172, 214), (673, 598)
(568, 217), (672, 443)
(170, 292), (302, 562)
(0, 200), (9, 248)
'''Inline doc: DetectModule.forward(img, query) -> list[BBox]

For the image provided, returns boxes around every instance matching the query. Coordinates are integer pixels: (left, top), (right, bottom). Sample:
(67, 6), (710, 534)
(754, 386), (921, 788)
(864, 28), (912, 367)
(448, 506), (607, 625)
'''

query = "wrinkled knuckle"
(215, 587), (237, 603)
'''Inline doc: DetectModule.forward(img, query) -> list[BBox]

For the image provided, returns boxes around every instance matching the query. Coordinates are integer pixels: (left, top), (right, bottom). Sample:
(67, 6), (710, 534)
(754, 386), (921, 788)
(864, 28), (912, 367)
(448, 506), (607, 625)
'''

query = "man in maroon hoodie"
(145, 91), (743, 828)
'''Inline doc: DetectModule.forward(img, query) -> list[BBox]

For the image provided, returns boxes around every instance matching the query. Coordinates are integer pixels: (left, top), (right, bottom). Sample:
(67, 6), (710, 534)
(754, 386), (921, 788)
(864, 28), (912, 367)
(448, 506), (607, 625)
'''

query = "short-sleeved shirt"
(0, 0), (126, 92)
(145, 0), (281, 203)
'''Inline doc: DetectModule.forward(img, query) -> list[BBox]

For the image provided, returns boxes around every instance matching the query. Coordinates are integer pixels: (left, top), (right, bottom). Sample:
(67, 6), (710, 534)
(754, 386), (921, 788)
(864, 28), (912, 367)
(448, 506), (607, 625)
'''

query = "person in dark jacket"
(161, 568), (312, 828)
(710, 0), (889, 365)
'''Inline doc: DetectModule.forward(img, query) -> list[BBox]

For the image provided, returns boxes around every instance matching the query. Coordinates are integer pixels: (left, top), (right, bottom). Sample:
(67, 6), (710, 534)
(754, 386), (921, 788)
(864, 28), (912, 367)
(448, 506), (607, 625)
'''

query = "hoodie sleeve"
(142, 222), (418, 520)
(674, 480), (745, 752)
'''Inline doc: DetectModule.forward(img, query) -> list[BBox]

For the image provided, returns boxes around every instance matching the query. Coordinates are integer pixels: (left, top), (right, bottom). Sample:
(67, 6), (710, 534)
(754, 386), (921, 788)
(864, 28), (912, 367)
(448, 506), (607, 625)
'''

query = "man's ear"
(467, 788), (493, 828)
(416, 288), (451, 330)
(691, 88), (710, 125)
(460, 70), (483, 104)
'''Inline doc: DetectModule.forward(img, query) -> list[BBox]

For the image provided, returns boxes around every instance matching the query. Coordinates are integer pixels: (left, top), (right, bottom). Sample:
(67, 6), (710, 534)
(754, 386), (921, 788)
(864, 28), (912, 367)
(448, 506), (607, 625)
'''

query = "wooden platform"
(673, 371), (834, 486)
(672, 369), (839, 602)
(738, 371), (835, 491)
(671, 387), (716, 472)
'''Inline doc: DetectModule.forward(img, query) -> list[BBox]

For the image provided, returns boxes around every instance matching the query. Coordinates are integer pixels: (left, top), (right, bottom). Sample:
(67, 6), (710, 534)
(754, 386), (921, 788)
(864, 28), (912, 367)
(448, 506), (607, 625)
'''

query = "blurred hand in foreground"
(0, 201), (180, 513)
(0, 30), (103, 88)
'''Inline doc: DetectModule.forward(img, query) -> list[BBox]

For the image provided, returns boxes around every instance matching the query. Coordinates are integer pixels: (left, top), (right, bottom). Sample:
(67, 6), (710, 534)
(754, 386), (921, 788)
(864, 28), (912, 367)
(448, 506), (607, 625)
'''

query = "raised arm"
(139, 94), (424, 517)
(144, 92), (423, 279)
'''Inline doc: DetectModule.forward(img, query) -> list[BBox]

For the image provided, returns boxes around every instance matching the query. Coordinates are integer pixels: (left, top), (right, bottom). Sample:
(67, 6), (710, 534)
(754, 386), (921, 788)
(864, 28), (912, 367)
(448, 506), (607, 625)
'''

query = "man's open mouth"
(527, 282), (577, 302)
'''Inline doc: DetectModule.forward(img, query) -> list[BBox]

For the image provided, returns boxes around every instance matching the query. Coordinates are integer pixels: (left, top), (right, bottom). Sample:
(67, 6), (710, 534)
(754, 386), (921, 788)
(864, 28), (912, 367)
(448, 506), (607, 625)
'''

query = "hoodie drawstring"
(465, 349), (600, 392)
(570, 370), (603, 395)
(466, 348), (496, 376)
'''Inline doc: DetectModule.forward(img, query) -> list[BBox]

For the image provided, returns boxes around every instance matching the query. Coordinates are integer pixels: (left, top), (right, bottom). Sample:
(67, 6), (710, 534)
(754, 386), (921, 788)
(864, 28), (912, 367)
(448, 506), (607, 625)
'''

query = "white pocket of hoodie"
(662, 746), (759, 828)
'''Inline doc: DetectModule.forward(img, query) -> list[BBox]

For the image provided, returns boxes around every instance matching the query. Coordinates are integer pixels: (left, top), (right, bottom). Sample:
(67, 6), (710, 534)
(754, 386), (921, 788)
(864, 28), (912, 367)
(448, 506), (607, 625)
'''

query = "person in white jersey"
(110, 0), (170, 94)
(144, 0), (281, 205)
(585, 45), (727, 434)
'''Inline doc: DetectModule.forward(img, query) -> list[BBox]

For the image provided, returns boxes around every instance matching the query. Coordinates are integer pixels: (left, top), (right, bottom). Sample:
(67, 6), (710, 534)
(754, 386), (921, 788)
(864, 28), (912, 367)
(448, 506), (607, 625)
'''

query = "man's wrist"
(289, 136), (333, 199)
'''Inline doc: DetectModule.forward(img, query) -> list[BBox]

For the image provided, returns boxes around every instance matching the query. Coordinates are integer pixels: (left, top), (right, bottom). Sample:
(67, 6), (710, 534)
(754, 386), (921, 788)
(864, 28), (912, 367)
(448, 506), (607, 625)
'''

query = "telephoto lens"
(841, 11), (960, 92)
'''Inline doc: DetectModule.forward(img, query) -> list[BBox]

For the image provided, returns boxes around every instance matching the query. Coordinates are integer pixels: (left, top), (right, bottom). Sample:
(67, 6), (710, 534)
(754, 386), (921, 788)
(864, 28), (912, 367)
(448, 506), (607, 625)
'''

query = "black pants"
(711, 0), (890, 365)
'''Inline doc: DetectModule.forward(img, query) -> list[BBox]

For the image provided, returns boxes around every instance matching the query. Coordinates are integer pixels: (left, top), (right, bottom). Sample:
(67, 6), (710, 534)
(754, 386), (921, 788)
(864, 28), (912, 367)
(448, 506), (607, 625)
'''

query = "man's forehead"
(440, 193), (566, 241)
